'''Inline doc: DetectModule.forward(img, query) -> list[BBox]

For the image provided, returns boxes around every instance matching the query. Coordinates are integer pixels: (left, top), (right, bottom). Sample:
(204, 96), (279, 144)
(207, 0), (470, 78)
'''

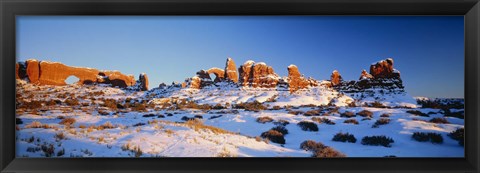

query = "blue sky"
(16, 16), (464, 98)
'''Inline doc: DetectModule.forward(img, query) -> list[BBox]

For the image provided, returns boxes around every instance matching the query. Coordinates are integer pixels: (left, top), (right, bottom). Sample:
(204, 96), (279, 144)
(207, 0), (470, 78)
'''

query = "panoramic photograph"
(15, 16), (465, 157)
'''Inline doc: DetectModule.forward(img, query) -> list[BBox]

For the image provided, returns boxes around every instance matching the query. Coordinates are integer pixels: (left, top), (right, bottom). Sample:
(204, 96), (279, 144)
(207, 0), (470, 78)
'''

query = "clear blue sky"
(16, 16), (464, 98)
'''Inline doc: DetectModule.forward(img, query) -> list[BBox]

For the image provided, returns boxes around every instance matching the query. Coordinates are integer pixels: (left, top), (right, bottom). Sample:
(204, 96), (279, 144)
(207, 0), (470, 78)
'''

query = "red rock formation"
(330, 70), (343, 86)
(369, 58), (400, 79)
(19, 59), (136, 88)
(189, 76), (202, 89)
(251, 62), (279, 88)
(359, 70), (374, 80)
(139, 73), (149, 91)
(15, 63), (19, 79)
(238, 60), (255, 87)
(287, 64), (310, 93)
(26, 59), (40, 84)
(207, 67), (225, 82)
(224, 57), (238, 83)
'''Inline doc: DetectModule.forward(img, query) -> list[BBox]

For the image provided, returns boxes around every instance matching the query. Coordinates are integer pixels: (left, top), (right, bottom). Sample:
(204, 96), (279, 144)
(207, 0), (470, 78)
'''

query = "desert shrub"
(142, 114), (156, 118)
(311, 117), (335, 125)
(57, 148), (65, 157)
(406, 110), (429, 117)
(98, 110), (110, 116)
(343, 119), (359, 125)
(300, 140), (326, 151)
(16, 118), (23, 124)
(25, 100), (43, 110)
(332, 132), (357, 143)
(234, 101), (266, 111)
(99, 121), (116, 129)
(380, 113), (391, 117)
(183, 119), (233, 134)
(271, 125), (288, 135)
(299, 140), (345, 157)
(370, 101), (387, 108)
(271, 105), (282, 110)
(448, 128), (464, 146)
(429, 117), (449, 124)
(212, 103), (225, 110)
(287, 110), (304, 115)
(340, 111), (356, 118)
(372, 118), (390, 128)
(256, 116), (274, 124)
(131, 102), (147, 112)
(412, 132), (443, 144)
(103, 99), (118, 110)
(312, 147), (346, 157)
(261, 130), (286, 144)
(273, 119), (290, 126)
(41, 144), (55, 157)
(64, 98), (79, 106)
(55, 132), (66, 141)
(166, 113), (173, 116)
(133, 122), (146, 127)
(209, 115), (223, 120)
(59, 118), (76, 126)
(181, 116), (196, 121)
(357, 110), (373, 118)
(304, 109), (321, 116)
(25, 121), (43, 128)
(361, 135), (394, 147)
(297, 121), (319, 131)
(443, 109), (464, 119)
(194, 115), (203, 119)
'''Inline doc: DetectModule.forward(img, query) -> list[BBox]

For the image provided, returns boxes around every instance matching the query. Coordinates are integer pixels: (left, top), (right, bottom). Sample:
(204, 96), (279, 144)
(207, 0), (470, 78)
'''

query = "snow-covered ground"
(15, 80), (464, 157)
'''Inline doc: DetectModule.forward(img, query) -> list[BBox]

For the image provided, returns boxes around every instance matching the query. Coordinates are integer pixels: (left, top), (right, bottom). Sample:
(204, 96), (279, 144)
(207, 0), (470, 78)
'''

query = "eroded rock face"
(330, 70), (342, 86)
(369, 58), (400, 79)
(224, 57), (238, 83)
(26, 59), (40, 84)
(287, 64), (310, 93)
(359, 70), (374, 80)
(139, 73), (149, 91)
(16, 63), (19, 79)
(207, 68), (225, 82)
(251, 62), (279, 88)
(238, 60), (255, 87)
(18, 59), (137, 88)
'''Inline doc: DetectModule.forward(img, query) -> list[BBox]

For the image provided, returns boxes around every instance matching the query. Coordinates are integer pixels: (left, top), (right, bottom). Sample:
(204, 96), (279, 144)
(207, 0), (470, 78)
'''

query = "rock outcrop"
(16, 59), (137, 88)
(359, 70), (374, 80)
(330, 70), (342, 86)
(238, 61), (279, 88)
(139, 73), (149, 91)
(287, 64), (310, 93)
(224, 57), (238, 83)
(369, 58), (400, 79)
(207, 67), (225, 82)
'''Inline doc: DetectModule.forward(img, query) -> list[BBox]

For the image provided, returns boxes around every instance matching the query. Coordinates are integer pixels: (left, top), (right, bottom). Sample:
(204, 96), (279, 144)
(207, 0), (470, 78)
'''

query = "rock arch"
(206, 67), (225, 82)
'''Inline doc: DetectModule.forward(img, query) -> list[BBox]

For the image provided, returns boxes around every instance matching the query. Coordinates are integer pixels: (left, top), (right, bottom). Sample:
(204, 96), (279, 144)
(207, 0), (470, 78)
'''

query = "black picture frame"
(1, 0), (479, 172)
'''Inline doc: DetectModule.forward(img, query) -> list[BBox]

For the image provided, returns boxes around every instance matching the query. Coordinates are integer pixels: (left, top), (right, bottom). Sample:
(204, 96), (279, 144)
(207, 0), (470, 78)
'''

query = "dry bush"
(65, 98), (80, 106)
(340, 111), (356, 118)
(304, 109), (321, 116)
(273, 119), (290, 126)
(234, 101), (266, 111)
(55, 132), (66, 141)
(311, 117), (335, 125)
(260, 130), (286, 144)
(16, 118), (23, 124)
(25, 121), (43, 128)
(369, 101), (387, 108)
(288, 110), (304, 115)
(406, 110), (429, 117)
(184, 119), (233, 135)
(429, 117), (449, 124)
(271, 126), (288, 135)
(59, 118), (76, 126)
(372, 118), (390, 128)
(103, 99), (118, 110)
(380, 113), (391, 117)
(448, 128), (464, 146)
(361, 135), (394, 147)
(41, 143), (55, 157)
(297, 121), (319, 131)
(299, 140), (345, 157)
(343, 119), (359, 125)
(412, 132), (443, 144)
(357, 110), (373, 118)
(256, 116), (274, 124)
(332, 132), (357, 143)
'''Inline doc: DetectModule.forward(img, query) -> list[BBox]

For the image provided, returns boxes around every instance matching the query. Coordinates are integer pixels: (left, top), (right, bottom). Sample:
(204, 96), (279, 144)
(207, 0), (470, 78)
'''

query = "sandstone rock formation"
(238, 61), (279, 88)
(17, 59), (137, 88)
(207, 67), (225, 82)
(224, 57), (238, 83)
(238, 60), (255, 87)
(15, 63), (19, 79)
(359, 70), (374, 80)
(287, 64), (310, 93)
(139, 73), (149, 91)
(330, 70), (343, 86)
(369, 58), (400, 79)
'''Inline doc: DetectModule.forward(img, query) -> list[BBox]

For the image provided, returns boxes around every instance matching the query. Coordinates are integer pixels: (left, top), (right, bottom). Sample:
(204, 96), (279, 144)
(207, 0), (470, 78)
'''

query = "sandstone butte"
(16, 59), (146, 89)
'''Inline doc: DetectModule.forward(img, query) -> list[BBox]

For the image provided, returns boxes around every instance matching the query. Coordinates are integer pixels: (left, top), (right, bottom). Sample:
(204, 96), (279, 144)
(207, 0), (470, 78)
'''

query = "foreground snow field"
(15, 80), (464, 157)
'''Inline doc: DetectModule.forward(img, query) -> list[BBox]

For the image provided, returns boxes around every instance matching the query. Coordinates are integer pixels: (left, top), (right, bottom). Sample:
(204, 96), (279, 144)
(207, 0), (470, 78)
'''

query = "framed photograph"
(1, 0), (479, 172)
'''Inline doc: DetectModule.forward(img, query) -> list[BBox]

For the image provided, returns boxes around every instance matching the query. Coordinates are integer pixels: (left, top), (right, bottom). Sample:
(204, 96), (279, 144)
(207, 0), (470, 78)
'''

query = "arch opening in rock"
(65, 75), (80, 85)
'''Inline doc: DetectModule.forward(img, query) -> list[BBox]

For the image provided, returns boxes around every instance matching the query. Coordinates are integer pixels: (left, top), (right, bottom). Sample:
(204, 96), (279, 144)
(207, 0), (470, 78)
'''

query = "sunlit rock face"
(17, 59), (136, 88)
(287, 64), (309, 93)
(330, 70), (343, 87)
(224, 57), (238, 83)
